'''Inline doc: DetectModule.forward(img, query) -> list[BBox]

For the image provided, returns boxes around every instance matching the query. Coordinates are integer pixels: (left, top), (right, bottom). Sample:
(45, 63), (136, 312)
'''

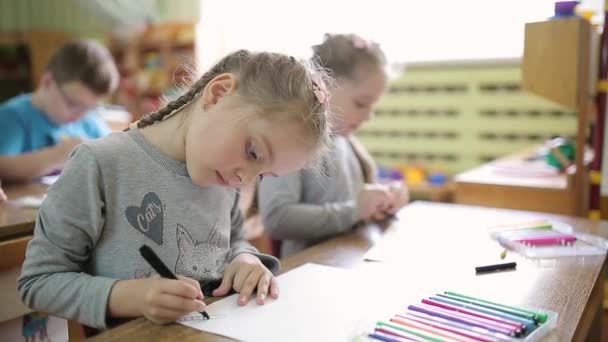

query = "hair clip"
(311, 73), (330, 111)
(352, 34), (378, 50)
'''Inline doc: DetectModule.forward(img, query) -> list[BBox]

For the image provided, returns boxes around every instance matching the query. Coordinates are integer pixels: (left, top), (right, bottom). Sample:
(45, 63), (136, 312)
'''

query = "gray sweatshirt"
(258, 136), (364, 257)
(18, 129), (279, 329)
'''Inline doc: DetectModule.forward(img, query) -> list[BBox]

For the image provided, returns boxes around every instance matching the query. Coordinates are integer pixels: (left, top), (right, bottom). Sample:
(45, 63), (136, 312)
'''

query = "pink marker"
(514, 235), (577, 246)
(421, 299), (524, 330)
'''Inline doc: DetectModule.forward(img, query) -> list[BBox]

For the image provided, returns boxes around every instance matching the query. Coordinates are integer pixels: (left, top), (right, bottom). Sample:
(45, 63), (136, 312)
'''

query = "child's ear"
(202, 73), (237, 107)
(40, 72), (53, 89)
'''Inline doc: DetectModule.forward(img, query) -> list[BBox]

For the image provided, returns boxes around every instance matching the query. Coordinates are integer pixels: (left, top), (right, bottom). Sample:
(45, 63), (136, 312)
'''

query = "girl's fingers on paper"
(387, 204), (398, 215)
(212, 265), (237, 297)
(372, 210), (386, 221)
(232, 265), (254, 293)
(255, 272), (272, 305)
(269, 276), (279, 299)
(237, 268), (264, 306)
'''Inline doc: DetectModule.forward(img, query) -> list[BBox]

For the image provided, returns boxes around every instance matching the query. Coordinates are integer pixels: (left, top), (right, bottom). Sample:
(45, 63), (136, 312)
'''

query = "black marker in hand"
(139, 245), (210, 319)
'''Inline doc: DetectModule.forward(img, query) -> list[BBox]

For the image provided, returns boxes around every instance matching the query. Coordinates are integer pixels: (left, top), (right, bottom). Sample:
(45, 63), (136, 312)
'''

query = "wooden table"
(90, 202), (607, 341)
(0, 183), (47, 271)
(454, 147), (582, 216)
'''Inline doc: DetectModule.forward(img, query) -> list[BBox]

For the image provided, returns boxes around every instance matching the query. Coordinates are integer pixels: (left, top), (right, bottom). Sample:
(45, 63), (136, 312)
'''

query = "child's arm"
(258, 172), (360, 241)
(227, 191), (280, 273)
(0, 139), (83, 181)
(17, 145), (116, 328)
(17, 143), (206, 327)
(85, 113), (112, 138)
(212, 194), (280, 305)
(0, 112), (76, 181)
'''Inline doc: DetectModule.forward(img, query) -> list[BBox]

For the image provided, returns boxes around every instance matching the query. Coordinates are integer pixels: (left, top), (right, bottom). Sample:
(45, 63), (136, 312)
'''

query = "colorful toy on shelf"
(405, 166), (426, 185)
(377, 164), (448, 186)
(553, 1), (579, 18)
(143, 52), (162, 69)
(428, 172), (448, 185)
(576, 8), (595, 22)
(545, 137), (575, 170)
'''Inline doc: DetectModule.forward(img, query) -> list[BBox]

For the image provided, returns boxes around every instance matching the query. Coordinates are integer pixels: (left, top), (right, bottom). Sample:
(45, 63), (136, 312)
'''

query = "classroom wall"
(357, 60), (578, 175)
(0, 0), (110, 37)
(0, 0), (200, 38)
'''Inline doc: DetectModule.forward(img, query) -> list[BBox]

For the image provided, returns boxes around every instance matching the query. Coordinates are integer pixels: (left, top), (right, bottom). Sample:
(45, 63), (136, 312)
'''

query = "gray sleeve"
(18, 145), (118, 329)
(227, 191), (280, 274)
(258, 172), (360, 240)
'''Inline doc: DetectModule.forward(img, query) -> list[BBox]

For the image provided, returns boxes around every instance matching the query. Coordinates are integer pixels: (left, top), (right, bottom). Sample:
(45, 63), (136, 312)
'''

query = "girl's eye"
(247, 141), (258, 160)
(354, 101), (368, 109)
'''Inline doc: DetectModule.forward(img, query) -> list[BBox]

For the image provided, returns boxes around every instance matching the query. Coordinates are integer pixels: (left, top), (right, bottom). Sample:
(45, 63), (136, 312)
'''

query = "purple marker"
(422, 298), (524, 329)
(415, 302), (522, 336)
(401, 311), (513, 341)
(396, 313), (501, 342)
(408, 304), (517, 336)
(369, 331), (412, 342)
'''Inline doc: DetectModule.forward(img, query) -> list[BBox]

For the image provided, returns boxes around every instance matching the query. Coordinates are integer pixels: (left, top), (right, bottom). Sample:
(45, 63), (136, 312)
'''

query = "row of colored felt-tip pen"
(495, 222), (577, 247)
(368, 291), (548, 342)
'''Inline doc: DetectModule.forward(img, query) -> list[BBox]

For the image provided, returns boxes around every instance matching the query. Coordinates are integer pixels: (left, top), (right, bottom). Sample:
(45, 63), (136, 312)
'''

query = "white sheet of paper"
(10, 195), (46, 209)
(177, 263), (381, 342)
(362, 219), (405, 262)
(362, 238), (395, 262)
(40, 175), (60, 185)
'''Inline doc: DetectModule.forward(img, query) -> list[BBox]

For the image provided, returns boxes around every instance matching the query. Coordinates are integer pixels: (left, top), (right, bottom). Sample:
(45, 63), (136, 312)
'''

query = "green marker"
(377, 321), (447, 342)
(494, 223), (553, 232)
(445, 291), (548, 323)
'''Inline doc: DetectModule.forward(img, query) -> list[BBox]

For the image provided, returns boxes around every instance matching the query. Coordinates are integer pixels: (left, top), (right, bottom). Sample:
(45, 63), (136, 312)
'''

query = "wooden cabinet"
(0, 31), (72, 101)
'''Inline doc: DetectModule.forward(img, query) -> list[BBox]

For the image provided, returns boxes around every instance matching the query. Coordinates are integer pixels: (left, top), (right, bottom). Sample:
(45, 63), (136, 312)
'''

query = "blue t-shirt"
(0, 94), (111, 155)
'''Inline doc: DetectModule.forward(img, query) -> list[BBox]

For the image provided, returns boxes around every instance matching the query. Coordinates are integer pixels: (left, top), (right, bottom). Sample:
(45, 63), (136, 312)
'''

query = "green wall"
(0, 0), (199, 38)
(357, 61), (577, 175)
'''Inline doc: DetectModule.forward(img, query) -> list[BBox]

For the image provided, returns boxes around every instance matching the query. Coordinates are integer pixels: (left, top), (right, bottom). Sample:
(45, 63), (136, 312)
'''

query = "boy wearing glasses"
(0, 40), (119, 181)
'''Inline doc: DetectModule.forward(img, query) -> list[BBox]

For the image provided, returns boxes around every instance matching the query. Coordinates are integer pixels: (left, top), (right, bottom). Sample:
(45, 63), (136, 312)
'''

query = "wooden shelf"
(0, 31), (72, 92)
(522, 17), (593, 110)
(109, 23), (196, 119)
(0, 32), (26, 45)
(139, 88), (164, 97)
(520, 17), (597, 216)
(140, 40), (194, 52)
